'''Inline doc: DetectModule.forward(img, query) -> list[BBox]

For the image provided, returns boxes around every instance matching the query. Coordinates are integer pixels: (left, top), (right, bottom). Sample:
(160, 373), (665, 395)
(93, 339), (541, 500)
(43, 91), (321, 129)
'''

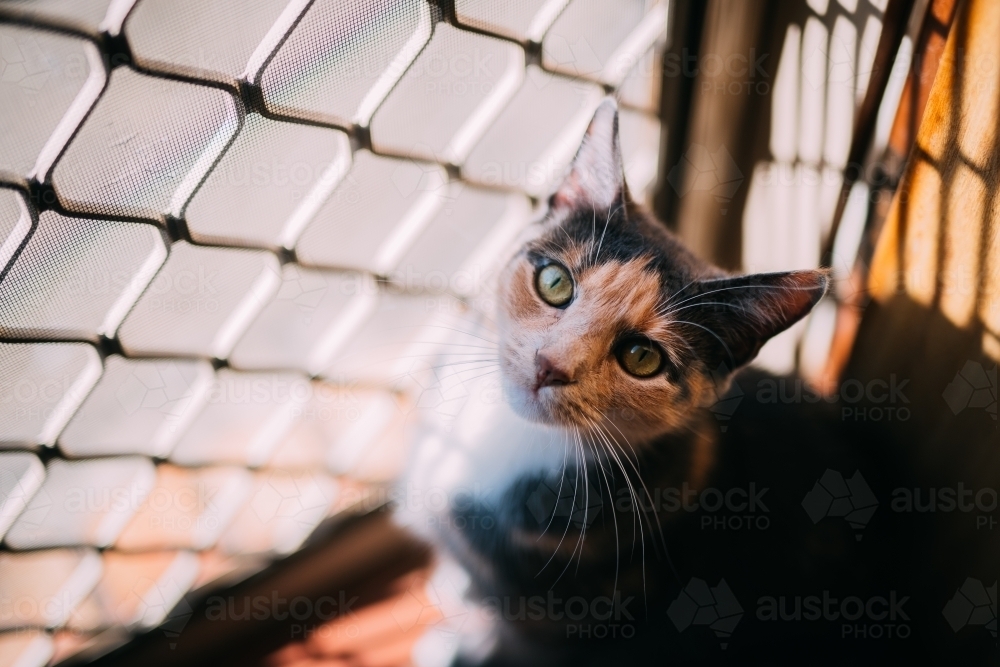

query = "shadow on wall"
(847, 0), (1000, 588)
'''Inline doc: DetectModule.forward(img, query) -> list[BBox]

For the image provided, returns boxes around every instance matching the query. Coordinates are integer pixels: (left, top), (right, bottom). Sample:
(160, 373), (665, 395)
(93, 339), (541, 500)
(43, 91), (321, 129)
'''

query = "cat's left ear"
(551, 97), (626, 211)
(678, 269), (830, 372)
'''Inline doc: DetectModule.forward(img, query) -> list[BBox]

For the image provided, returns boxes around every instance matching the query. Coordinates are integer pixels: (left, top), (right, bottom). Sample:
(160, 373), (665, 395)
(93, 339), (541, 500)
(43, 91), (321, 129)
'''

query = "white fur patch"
(397, 371), (571, 540)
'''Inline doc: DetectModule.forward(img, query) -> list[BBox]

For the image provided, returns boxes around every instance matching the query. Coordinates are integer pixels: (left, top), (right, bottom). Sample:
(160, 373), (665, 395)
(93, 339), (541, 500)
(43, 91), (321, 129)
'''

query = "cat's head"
(497, 98), (828, 441)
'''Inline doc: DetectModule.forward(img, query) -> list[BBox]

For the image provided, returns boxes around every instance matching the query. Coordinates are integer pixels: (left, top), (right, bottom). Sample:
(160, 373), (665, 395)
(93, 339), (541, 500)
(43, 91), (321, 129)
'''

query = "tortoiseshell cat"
(401, 100), (942, 666)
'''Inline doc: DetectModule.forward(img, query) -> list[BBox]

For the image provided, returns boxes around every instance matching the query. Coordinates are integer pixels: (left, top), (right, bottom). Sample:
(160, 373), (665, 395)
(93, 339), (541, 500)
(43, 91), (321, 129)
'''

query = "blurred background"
(0, 0), (996, 665)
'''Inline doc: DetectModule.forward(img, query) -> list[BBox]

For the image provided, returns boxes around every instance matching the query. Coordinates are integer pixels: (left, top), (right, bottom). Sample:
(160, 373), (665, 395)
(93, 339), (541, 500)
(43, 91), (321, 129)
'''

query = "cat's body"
(402, 368), (932, 665)
(399, 100), (938, 665)
(438, 370), (922, 666)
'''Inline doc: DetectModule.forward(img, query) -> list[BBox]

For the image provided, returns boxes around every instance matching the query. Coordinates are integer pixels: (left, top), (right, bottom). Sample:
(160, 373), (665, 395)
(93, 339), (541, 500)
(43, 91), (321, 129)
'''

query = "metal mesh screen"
(0, 0), (668, 663)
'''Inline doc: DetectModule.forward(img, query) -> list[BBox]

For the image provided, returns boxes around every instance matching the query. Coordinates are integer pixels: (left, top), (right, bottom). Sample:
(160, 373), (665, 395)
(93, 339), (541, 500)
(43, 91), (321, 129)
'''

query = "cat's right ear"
(550, 97), (626, 213)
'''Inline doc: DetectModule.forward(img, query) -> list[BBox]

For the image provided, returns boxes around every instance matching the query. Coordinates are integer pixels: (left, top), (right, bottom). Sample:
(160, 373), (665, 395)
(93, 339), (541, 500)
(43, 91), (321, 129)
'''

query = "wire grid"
(0, 0), (669, 664)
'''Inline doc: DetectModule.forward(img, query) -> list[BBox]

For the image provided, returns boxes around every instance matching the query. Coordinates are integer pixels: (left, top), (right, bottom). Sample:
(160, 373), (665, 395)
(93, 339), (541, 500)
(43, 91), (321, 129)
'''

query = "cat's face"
(497, 100), (827, 441)
(498, 239), (708, 440)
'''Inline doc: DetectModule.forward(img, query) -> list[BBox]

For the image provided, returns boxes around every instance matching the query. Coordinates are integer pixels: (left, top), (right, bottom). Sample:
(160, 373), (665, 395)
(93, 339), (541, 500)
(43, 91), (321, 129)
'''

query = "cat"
(398, 99), (948, 666)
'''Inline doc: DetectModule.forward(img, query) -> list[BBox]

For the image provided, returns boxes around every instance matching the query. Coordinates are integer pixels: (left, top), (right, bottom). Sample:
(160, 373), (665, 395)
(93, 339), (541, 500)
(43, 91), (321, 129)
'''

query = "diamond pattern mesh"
(0, 212), (166, 339)
(0, 24), (102, 179)
(542, 0), (653, 82)
(454, 0), (556, 42)
(185, 114), (352, 248)
(463, 64), (603, 196)
(117, 241), (280, 358)
(260, 0), (432, 127)
(0, 0), (668, 662)
(5, 457), (157, 549)
(229, 265), (361, 371)
(125, 0), (290, 82)
(0, 1), (116, 33)
(0, 188), (32, 272)
(295, 151), (448, 271)
(0, 342), (101, 448)
(59, 357), (213, 458)
(52, 68), (240, 218)
(369, 23), (524, 162)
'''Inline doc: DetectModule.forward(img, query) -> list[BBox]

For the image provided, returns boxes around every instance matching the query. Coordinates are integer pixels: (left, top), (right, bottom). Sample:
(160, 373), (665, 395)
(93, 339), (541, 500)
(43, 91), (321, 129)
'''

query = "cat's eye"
(535, 263), (573, 307)
(616, 338), (664, 378)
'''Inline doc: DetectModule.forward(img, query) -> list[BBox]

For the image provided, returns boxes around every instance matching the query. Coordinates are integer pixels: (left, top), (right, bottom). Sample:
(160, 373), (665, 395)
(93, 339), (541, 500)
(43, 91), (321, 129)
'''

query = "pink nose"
(535, 354), (572, 389)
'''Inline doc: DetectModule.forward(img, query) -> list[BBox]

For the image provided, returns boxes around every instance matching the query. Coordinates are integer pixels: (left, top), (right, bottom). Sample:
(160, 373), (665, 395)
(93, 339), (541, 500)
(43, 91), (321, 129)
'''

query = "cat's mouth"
(501, 364), (580, 427)
(497, 340), (589, 428)
(532, 378), (575, 393)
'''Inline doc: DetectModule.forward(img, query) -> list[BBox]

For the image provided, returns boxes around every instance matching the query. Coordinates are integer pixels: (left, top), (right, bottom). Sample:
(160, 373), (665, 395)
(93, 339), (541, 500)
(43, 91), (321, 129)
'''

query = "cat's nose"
(535, 354), (572, 389)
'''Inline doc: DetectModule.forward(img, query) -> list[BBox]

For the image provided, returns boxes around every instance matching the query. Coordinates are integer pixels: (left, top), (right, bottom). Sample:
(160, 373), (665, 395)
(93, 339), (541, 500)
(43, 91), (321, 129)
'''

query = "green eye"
(536, 263), (573, 307)
(616, 338), (663, 378)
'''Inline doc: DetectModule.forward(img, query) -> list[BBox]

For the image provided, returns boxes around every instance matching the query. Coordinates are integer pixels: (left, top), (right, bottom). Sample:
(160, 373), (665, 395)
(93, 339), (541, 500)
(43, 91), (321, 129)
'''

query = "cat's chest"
(397, 373), (571, 538)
